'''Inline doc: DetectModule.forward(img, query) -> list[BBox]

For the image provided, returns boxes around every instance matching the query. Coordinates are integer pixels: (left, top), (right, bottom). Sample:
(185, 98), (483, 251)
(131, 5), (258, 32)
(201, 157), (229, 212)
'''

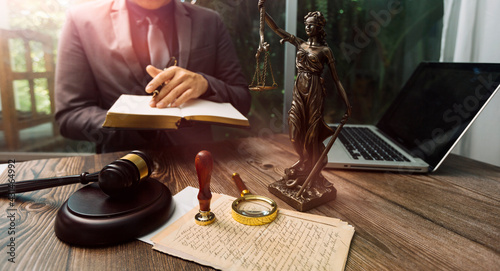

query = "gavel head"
(98, 150), (153, 197)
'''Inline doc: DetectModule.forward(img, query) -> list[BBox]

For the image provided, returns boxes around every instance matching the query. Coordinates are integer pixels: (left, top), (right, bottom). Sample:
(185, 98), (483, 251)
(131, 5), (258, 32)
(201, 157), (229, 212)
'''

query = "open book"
(102, 94), (249, 129)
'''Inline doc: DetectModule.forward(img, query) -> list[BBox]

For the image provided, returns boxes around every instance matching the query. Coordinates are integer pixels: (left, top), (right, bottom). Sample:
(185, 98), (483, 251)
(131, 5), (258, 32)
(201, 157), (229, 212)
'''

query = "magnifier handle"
(232, 173), (250, 197)
(196, 150), (213, 212)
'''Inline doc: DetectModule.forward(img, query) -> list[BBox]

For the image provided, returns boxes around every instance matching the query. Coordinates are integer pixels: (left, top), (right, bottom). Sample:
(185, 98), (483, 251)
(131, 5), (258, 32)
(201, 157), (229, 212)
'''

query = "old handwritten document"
(152, 194), (355, 271)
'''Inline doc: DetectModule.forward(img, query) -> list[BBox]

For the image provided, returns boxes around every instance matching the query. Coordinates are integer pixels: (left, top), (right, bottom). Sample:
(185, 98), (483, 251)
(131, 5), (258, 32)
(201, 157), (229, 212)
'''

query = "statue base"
(268, 177), (337, 212)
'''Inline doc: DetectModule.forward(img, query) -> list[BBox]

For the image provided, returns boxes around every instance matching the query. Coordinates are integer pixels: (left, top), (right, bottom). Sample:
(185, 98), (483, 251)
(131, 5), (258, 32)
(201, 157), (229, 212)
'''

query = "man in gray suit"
(55, 0), (250, 152)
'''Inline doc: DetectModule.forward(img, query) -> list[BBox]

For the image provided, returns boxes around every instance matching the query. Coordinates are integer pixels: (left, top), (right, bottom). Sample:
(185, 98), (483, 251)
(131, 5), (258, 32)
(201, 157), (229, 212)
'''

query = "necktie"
(146, 16), (170, 68)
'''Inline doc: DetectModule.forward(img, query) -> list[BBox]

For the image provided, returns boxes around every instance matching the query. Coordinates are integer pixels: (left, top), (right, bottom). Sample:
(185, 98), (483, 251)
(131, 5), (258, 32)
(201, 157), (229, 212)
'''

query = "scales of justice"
(250, 0), (352, 212)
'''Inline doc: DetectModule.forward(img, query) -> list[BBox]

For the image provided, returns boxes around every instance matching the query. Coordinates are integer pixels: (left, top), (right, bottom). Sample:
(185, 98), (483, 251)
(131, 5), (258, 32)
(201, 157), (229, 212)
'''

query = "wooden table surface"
(0, 134), (499, 270)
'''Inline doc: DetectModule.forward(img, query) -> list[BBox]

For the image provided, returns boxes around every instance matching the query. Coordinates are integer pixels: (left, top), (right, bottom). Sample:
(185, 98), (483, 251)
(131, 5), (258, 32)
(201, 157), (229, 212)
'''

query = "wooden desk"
(1, 134), (499, 270)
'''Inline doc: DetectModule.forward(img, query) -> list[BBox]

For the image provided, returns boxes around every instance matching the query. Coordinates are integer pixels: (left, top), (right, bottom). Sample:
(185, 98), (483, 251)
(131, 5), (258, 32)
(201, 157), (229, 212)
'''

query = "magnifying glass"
(231, 173), (278, 226)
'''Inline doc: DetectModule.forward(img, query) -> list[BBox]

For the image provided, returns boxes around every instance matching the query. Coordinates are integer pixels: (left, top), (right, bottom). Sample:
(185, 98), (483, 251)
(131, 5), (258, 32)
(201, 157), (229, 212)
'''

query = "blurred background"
(2, 0), (495, 166)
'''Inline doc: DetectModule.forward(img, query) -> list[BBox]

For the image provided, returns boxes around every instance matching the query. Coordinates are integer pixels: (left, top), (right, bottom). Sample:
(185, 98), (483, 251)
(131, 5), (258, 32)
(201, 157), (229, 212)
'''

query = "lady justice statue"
(255, 1), (352, 211)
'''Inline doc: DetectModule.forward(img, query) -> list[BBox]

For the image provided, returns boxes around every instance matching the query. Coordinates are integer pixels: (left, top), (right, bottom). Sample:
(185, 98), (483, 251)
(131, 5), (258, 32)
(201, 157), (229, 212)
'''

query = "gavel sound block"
(54, 151), (175, 246)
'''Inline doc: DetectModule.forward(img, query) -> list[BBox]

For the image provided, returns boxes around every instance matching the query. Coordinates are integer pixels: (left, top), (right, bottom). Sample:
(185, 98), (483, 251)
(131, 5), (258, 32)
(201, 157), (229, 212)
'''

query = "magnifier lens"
(231, 195), (278, 226)
(235, 199), (273, 216)
(230, 173), (278, 226)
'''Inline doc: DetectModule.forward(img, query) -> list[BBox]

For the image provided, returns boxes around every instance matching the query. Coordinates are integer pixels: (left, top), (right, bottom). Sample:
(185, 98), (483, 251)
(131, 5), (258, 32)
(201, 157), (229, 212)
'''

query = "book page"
(179, 99), (248, 125)
(152, 195), (355, 271)
(108, 94), (182, 117)
(103, 95), (248, 128)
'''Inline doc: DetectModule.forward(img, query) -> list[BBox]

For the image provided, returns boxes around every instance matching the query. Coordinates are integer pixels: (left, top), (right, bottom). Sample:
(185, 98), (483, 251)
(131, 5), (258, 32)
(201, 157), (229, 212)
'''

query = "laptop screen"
(377, 62), (500, 171)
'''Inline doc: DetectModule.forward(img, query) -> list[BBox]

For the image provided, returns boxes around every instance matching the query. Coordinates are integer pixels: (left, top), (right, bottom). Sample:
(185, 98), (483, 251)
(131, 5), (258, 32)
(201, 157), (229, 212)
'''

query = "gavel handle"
(0, 172), (99, 197)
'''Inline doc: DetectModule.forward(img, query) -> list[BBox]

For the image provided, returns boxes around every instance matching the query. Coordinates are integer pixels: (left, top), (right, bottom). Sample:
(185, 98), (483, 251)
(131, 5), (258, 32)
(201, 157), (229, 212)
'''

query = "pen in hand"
(152, 57), (177, 99)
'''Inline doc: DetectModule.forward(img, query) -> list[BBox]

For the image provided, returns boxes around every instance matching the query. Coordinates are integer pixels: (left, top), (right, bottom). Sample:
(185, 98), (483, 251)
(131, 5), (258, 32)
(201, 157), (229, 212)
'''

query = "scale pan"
(249, 86), (278, 92)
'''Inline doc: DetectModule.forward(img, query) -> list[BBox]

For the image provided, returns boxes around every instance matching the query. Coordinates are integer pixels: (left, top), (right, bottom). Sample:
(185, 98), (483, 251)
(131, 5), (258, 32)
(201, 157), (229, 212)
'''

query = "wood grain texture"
(0, 134), (499, 271)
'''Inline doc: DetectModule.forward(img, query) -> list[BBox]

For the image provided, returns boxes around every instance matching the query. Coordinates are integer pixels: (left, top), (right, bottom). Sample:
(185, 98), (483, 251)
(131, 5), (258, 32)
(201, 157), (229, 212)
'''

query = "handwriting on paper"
(153, 195), (354, 271)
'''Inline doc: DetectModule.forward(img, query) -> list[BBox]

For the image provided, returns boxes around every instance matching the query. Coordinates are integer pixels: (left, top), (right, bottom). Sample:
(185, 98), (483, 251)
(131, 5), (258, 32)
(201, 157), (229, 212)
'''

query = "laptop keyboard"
(338, 127), (411, 162)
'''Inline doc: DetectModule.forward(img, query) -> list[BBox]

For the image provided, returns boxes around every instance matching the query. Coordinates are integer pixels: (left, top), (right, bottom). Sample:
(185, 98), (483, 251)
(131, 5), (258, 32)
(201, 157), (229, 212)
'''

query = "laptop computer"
(326, 62), (500, 173)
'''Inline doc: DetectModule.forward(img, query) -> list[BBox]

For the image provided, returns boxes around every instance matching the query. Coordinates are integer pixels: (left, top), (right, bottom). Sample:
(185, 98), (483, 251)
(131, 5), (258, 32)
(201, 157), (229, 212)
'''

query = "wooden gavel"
(0, 150), (153, 198)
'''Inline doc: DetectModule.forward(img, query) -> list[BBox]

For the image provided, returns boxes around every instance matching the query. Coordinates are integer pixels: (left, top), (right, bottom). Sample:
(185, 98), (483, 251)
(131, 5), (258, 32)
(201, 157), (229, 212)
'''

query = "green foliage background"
(7, 0), (67, 115)
(2, 0), (443, 149)
(201, 0), (443, 135)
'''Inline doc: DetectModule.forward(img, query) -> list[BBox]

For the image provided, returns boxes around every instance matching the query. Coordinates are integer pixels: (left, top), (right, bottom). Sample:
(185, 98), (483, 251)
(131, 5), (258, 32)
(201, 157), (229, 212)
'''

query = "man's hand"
(145, 65), (208, 108)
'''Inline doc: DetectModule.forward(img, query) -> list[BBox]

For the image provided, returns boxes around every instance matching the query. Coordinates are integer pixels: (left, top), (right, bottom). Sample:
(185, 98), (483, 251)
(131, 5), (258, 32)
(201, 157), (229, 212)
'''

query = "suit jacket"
(55, 0), (250, 152)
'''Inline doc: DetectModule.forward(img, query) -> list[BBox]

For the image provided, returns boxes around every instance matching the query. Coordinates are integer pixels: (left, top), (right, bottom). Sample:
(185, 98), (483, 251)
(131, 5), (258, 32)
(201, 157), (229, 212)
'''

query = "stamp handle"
(196, 150), (213, 212)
